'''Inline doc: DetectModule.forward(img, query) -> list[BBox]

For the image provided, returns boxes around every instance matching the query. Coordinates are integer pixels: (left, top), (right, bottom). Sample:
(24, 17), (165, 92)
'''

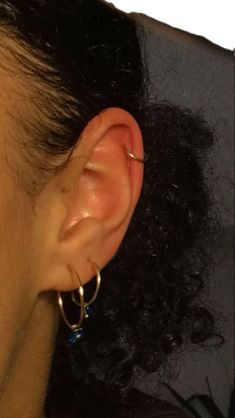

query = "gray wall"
(132, 12), (234, 417)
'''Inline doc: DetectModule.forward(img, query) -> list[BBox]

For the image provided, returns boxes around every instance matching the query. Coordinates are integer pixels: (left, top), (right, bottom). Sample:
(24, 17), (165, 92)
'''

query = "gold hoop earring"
(126, 148), (145, 163)
(71, 259), (101, 319)
(57, 259), (101, 345)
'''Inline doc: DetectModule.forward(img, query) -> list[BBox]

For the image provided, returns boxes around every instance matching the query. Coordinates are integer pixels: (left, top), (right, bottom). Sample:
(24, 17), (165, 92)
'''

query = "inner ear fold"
(60, 124), (133, 240)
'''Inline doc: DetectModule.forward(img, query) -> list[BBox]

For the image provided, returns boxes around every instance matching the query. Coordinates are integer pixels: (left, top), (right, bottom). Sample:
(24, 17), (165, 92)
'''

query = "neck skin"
(0, 292), (59, 418)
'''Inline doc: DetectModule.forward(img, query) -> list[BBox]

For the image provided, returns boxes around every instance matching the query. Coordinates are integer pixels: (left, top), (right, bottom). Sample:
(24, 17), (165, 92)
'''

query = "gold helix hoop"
(125, 147), (145, 164)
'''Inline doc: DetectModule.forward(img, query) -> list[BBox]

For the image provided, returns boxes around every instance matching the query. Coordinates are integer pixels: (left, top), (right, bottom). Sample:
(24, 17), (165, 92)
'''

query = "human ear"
(33, 107), (144, 293)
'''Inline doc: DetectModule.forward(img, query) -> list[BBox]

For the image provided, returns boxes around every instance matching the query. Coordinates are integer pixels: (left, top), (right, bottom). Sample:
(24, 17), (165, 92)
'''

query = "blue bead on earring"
(67, 327), (85, 346)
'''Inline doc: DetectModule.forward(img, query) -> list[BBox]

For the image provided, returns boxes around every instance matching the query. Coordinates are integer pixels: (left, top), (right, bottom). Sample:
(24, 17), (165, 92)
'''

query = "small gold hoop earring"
(126, 148), (145, 164)
(57, 265), (85, 343)
(71, 259), (101, 318)
(57, 259), (101, 345)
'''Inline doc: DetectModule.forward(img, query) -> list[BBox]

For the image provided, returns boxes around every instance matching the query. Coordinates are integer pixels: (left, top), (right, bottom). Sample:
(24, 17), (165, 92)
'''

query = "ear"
(33, 107), (144, 293)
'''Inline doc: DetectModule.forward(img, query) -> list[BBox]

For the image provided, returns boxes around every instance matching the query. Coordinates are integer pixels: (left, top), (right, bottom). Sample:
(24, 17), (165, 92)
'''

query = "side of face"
(0, 30), (144, 381)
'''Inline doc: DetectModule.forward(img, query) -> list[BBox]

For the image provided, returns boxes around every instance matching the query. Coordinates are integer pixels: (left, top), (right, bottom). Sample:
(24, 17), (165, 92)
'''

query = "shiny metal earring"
(57, 259), (101, 346)
(71, 260), (101, 319)
(126, 148), (145, 163)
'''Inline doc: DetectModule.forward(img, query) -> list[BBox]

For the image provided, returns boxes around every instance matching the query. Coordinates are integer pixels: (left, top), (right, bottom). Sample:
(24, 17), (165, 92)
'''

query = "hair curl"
(0, 1), (225, 417)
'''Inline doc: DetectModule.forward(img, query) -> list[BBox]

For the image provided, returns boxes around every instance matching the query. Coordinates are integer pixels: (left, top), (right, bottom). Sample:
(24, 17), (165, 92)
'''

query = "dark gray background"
(131, 12), (234, 417)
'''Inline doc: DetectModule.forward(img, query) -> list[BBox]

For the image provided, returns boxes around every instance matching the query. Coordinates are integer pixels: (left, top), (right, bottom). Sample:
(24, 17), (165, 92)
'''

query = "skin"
(0, 46), (144, 417)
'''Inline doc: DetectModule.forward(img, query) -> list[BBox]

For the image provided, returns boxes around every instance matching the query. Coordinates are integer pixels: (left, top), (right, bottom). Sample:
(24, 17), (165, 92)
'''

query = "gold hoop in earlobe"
(57, 264), (85, 331)
(57, 260), (102, 345)
(57, 265), (85, 345)
(71, 259), (101, 319)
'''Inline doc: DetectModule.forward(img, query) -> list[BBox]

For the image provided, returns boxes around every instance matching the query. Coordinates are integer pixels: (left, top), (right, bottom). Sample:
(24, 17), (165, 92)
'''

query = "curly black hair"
(0, 1), (225, 417)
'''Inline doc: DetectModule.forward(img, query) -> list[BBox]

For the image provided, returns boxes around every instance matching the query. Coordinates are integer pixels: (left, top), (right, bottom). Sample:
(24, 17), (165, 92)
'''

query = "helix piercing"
(125, 147), (145, 163)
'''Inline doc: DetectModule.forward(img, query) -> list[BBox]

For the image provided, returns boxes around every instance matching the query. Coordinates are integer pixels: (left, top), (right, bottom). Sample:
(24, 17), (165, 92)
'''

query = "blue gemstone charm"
(84, 304), (95, 319)
(67, 328), (85, 345)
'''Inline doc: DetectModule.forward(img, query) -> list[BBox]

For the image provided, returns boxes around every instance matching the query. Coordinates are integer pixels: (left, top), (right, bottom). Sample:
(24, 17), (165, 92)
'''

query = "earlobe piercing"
(57, 260), (101, 346)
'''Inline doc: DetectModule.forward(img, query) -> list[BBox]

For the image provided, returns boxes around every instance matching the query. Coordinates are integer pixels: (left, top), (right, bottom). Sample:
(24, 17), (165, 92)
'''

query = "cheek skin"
(0, 153), (37, 320)
(0, 161), (36, 295)
(0, 150), (42, 384)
